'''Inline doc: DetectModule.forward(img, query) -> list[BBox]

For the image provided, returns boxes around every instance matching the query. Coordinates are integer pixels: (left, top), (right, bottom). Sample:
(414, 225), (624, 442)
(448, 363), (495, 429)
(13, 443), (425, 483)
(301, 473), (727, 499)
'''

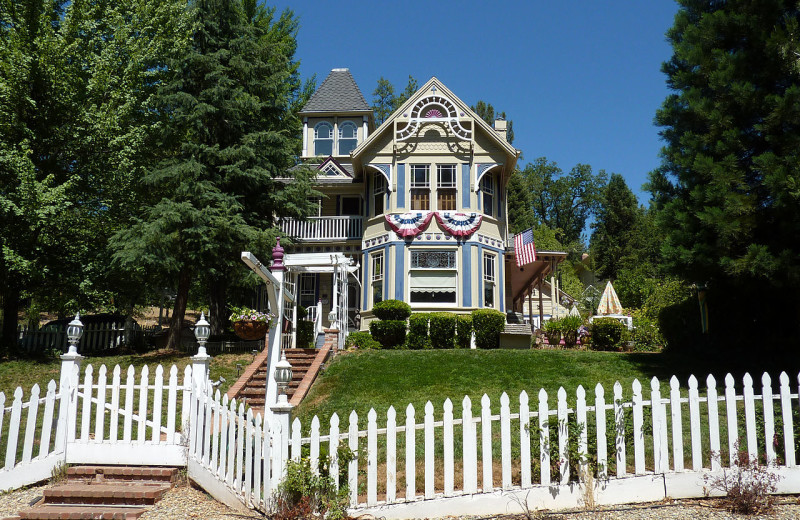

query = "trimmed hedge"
(471, 309), (505, 349)
(369, 320), (407, 348)
(590, 318), (629, 351)
(456, 315), (472, 349)
(372, 299), (412, 321)
(429, 312), (456, 349)
(407, 313), (430, 350)
(345, 331), (380, 350)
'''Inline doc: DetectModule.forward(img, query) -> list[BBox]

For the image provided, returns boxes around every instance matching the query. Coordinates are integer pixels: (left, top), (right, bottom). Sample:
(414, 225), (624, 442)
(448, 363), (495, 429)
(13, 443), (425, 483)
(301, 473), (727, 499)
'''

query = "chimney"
(493, 118), (507, 141)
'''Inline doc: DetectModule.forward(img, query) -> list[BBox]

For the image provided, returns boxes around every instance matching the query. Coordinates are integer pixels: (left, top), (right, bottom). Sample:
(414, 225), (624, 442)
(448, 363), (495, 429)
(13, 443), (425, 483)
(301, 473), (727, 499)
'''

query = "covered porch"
(505, 251), (568, 330)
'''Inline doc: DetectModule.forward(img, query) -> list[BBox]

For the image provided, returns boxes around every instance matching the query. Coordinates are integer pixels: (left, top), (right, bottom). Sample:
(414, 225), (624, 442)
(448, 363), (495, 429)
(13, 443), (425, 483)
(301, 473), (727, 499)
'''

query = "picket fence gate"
(3, 360), (800, 518)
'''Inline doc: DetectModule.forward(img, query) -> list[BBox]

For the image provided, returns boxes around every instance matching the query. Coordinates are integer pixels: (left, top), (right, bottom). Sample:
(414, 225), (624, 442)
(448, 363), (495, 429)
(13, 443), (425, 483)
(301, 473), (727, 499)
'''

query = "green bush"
(274, 457), (349, 520)
(369, 320), (406, 348)
(297, 320), (315, 348)
(456, 315), (472, 349)
(591, 318), (629, 351)
(406, 313), (430, 350)
(471, 309), (505, 349)
(429, 312), (456, 349)
(631, 309), (664, 352)
(372, 299), (412, 321)
(344, 331), (380, 350)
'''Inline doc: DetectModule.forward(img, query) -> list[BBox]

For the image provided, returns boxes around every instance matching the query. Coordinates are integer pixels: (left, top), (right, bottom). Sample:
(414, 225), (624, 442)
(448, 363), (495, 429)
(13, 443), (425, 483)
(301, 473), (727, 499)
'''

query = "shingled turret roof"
(300, 68), (371, 114)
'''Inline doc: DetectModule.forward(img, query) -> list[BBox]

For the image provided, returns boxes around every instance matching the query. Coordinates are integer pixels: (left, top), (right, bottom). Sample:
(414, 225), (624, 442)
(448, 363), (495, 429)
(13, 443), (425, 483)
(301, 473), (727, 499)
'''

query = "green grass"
(295, 348), (800, 427)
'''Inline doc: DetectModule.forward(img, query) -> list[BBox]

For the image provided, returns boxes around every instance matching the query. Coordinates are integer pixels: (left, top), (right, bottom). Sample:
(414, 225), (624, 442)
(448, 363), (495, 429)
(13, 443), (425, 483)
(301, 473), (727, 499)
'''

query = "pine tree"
(372, 77), (395, 126)
(112, 0), (317, 346)
(591, 174), (640, 280)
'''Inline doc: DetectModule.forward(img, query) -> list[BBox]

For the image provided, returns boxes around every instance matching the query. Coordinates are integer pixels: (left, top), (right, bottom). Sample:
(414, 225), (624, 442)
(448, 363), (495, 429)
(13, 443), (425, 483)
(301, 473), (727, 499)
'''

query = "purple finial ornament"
(271, 237), (285, 271)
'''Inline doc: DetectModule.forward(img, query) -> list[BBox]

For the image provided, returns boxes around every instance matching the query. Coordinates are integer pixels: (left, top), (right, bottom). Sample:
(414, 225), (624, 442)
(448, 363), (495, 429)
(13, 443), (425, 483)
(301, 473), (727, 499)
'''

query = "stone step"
(18, 504), (147, 520)
(42, 483), (170, 506)
(502, 323), (532, 335)
(66, 466), (178, 484)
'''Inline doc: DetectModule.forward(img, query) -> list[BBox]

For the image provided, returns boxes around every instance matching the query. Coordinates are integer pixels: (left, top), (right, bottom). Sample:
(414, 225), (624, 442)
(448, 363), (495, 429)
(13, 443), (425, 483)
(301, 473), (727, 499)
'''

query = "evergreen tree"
(372, 77), (395, 126)
(471, 100), (514, 144)
(590, 174), (640, 280)
(392, 75), (419, 111)
(112, 0), (317, 346)
(506, 170), (534, 233)
(652, 0), (800, 349)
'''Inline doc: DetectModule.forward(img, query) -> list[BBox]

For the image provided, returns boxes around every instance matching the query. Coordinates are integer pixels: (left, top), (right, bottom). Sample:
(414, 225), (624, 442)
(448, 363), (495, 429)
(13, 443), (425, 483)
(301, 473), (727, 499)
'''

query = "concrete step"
(42, 483), (170, 506)
(18, 504), (147, 520)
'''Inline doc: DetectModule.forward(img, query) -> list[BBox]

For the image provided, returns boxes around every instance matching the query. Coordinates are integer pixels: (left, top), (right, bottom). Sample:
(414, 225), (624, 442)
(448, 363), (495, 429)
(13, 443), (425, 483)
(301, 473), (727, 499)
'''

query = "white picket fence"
(3, 360), (800, 518)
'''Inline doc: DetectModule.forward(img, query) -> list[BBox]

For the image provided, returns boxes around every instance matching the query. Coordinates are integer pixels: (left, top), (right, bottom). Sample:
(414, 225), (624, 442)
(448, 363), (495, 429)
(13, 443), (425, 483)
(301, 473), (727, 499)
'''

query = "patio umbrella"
(596, 281), (623, 315)
(569, 305), (581, 317)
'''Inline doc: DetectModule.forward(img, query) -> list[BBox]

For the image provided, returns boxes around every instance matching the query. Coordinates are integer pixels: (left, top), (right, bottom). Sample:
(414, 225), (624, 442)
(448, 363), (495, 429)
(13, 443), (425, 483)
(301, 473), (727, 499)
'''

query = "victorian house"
(279, 69), (564, 338)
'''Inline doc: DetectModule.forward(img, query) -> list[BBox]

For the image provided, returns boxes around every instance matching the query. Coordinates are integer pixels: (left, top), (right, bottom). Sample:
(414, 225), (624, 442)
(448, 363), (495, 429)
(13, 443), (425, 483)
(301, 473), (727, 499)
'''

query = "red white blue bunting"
(385, 211), (433, 238)
(434, 212), (483, 237)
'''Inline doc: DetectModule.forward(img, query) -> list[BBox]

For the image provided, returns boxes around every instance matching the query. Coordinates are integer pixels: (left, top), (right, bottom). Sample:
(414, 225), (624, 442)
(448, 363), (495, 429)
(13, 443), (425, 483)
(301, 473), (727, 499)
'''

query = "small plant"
(542, 319), (562, 347)
(559, 315), (582, 348)
(371, 299), (411, 321)
(228, 306), (275, 323)
(703, 445), (782, 515)
(50, 462), (69, 484)
(344, 331), (380, 350)
(273, 457), (350, 520)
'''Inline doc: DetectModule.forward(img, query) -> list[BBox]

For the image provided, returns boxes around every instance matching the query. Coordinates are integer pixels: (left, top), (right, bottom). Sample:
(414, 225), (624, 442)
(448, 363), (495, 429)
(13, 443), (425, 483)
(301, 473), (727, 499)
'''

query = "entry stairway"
(226, 331), (334, 416)
(6, 466), (178, 520)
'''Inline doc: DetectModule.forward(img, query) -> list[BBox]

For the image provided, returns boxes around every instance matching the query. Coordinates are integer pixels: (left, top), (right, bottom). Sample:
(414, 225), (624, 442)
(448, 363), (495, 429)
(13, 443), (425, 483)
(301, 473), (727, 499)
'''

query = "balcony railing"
(279, 216), (363, 241)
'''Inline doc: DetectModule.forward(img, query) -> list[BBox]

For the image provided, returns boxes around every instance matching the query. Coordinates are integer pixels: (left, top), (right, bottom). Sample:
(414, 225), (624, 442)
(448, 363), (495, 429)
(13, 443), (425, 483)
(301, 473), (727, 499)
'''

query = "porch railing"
(279, 216), (362, 241)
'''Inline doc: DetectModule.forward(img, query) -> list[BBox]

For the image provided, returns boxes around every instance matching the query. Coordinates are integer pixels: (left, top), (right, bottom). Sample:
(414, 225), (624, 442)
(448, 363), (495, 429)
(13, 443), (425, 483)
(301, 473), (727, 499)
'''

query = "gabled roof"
(300, 69), (371, 114)
(352, 76), (520, 161)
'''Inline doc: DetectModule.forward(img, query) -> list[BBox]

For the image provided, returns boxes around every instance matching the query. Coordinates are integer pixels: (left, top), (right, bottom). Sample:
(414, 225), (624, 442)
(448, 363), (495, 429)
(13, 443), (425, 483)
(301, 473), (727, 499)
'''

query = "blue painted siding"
(498, 256), (505, 312)
(461, 164), (470, 208)
(383, 245), (390, 299)
(477, 245), (483, 308)
(462, 244), (472, 307)
(394, 244), (405, 300)
(365, 176), (370, 216)
(362, 252), (369, 310)
(397, 164), (406, 209)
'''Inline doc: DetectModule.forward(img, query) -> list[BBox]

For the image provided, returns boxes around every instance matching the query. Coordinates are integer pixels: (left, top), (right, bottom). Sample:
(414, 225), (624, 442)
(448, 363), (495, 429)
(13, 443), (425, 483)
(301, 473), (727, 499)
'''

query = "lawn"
(294, 348), (800, 427)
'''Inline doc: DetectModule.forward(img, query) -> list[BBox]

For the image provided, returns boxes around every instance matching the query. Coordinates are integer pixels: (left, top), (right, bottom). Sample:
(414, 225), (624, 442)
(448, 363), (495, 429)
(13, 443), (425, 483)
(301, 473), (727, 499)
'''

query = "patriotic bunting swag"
(434, 212), (483, 237)
(385, 211), (433, 237)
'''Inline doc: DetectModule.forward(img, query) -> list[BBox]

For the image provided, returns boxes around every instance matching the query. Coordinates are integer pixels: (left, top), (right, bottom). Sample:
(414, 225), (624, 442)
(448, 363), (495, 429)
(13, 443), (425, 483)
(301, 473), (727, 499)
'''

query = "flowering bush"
(228, 306), (275, 324)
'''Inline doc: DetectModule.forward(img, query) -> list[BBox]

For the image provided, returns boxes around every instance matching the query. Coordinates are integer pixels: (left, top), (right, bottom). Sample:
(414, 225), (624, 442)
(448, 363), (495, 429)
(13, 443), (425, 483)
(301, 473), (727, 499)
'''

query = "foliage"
(703, 446), (782, 515)
(368, 320), (406, 349)
(296, 321), (315, 349)
(515, 157), (607, 246)
(273, 457), (349, 520)
(110, 0), (317, 347)
(429, 312), (456, 349)
(558, 315), (582, 332)
(456, 315), (472, 349)
(344, 331), (379, 351)
(590, 174), (643, 281)
(507, 170), (534, 233)
(371, 299), (412, 321)
(590, 318), (629, 351)
(471, 100), (514, 144)
(228, 307), (275, 324)
(541, 319), (562, 334)
(371, 77), (395, 127)
(406, 313), (430, 350)
(471, 309), (505, 349)
(630, 310), (664, 352)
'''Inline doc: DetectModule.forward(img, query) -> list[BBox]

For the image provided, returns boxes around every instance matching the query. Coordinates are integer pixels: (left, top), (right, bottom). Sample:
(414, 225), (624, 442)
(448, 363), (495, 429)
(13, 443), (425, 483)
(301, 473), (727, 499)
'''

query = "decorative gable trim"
(317, 156), (352, 178)
(395, 91), (472, 142)
(475, 163), (502, 190)
(366, 163), (392, 191)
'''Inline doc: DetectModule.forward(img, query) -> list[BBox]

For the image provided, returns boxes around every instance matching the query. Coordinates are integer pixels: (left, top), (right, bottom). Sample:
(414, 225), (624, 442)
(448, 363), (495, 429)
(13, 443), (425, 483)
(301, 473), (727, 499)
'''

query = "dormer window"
(314, 122), (333, 156)
(338, 121), (358, 156)
(481, 174), (494, 217)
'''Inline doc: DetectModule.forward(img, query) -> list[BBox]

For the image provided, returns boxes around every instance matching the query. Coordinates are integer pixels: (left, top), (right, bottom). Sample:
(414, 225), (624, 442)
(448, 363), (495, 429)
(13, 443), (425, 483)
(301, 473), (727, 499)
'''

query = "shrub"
(369, 320), (406, 348)
(274, 457), (349, 520)
(344, 331), (380, 350)
(542, 318), (562, 346)
(631, 309), (664, 352)
(703, 445), (782, 515)
(471, 309), (505, 349)
(559, 315), (583, 348)
(372, 299), (411, 321)
(456, 315), (472, 348)
(406, 313), (430, 349)
(590, 318), (629, 351)
(429, 312), (456, 349)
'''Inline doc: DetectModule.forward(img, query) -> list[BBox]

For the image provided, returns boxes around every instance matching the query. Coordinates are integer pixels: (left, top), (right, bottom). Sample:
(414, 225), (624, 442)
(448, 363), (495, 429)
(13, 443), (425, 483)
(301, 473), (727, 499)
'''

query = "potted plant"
(560, 315), (583, 348)
(542, 319), (562, 347)
(229, 307), (275, 341)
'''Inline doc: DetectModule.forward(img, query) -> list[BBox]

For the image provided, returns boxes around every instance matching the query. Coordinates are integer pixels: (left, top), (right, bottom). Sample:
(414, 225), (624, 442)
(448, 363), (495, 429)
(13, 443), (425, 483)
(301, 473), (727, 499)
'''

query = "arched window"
(314, 122), (333, 156)
(338, 121), (358, 156)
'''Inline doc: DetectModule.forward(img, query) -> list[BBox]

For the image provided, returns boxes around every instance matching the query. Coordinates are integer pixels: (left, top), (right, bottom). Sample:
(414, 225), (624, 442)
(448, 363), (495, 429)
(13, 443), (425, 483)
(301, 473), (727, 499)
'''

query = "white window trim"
(314, 122), (333, 156)
(436, 164), (457, 188)
(411, 164), (431, 188)
(483, 252), (496, 308)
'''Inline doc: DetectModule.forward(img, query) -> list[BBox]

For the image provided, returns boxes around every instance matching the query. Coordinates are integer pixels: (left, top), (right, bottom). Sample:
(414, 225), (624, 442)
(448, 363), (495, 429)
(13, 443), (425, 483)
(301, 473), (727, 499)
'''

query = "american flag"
(514, 228), (537, 267)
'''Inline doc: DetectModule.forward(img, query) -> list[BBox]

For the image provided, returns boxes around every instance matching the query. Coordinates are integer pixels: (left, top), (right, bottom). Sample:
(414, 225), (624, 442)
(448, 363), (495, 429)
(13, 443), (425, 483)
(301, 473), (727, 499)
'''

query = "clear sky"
(279, 1), (680, 203)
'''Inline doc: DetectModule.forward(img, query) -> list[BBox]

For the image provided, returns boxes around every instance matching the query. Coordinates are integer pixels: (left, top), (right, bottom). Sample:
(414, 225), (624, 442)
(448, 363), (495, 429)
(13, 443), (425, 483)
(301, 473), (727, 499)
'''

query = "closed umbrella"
(597, 281), (623, 315)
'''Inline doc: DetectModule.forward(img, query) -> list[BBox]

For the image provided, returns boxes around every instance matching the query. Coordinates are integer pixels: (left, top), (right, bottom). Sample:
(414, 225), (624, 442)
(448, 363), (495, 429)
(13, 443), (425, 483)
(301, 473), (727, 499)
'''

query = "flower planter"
(545, 332), (562, 347)
(233, 321), (269, 341)
(562, 330), (578, 348)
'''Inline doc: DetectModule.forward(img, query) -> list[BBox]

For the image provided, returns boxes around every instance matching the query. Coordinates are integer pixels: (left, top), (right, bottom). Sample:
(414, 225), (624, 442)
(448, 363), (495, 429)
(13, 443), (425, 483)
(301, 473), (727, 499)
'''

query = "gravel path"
(1, 481), (798, 519)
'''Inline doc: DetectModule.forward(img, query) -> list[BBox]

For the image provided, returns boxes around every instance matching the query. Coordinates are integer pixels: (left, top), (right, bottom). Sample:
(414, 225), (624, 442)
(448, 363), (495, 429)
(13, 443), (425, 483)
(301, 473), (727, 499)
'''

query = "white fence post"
(557, 388), (569, 484)
(743, 373), (757, 460)
(613, 382), (625, 477)
(385, 407), (396, 502)
(405, 404), (415, 502)
(576, 386), (588, 480)
(424, 401), (434, 499)
(688, 375), (702, 470)
(706, 375), (721, 471)
(762, 373), (776, 465)
(481, 394), (493, 492)
(462, 396), (476, 494)
(724, 373), (738, 466)
(520, 391), (531, 488)
(348, 410), (359, 507)
(443, 398), (454, 496)
(539, 389), (550, 486)
(330, 413), (341, 490)
(500, 392), (511, 489)
(670, 376), (684, 472)
(595, 383), (607, 480)
(367, 409), (377, 506)
(632, 379), (644, 475)
(779, 372), (795, 467)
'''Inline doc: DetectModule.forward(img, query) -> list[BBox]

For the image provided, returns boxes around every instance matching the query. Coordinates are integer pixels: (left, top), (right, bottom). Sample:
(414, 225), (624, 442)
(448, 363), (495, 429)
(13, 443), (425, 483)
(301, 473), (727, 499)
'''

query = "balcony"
(279, 216), (363, 242)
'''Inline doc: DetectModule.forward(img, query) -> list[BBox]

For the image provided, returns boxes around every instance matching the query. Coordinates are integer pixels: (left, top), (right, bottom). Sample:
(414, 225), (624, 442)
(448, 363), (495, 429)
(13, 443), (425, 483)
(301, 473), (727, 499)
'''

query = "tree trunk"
(167, 268), (192, 350)
(208, 276), (228, 336)
(0, 285), (20, 358)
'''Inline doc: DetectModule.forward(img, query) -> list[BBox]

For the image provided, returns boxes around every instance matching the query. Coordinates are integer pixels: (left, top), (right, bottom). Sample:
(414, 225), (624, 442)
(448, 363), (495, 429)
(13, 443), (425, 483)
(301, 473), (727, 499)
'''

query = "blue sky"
(280, 1), (680, 203)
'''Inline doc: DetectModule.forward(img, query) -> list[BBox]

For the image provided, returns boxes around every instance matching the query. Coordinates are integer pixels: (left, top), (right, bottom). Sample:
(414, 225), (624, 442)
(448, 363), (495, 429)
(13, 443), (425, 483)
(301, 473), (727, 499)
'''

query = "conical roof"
(596, 281), (623, 315)
(300, 68), (371, 114)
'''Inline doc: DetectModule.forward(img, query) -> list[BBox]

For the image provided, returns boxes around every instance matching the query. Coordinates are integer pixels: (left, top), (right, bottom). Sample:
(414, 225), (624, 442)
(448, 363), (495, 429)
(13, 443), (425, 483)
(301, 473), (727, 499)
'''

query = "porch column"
(265, 240), (287, 423)
(331, 259), (339, 329)
(290, 272), (298, 349)
(538, 277), (544, 326)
